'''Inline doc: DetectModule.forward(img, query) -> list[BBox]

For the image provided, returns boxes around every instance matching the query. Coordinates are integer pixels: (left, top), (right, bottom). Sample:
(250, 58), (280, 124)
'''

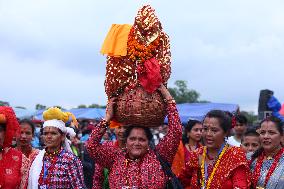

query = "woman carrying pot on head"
(0, 106), (29, 189)
(86, 84), (182, 189)
(27, 107), (86, 189)
(250, 116), (284, 189)
(179, 110), (251, 189)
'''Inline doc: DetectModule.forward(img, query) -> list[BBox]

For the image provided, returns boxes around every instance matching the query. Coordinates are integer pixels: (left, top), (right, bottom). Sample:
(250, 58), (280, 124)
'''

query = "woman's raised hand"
(158, 84), (173, 101)
(105, 97), (117, 122)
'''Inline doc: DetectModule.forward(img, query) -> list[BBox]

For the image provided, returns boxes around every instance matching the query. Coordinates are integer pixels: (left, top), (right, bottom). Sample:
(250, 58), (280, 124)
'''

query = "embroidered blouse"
(179, 146), (251, 189)
(37, 149), (86, 189)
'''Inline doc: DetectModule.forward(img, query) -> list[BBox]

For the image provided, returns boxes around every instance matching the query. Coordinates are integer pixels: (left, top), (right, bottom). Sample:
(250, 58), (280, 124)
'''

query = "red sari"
(0, 148), (29, 189)
(179, 146), (251, 189)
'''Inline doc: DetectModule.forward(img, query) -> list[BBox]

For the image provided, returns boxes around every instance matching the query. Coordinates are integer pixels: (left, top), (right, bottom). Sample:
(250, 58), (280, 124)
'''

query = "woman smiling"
(86, 84), (182, 189)
(251, 116), (284, 189)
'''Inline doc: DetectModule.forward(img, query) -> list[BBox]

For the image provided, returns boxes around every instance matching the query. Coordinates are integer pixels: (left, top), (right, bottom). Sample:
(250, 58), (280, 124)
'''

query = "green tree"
(88, 104), (101, 108)
(240, 111), (258, 126)
(78, 104), (87, 108)
(15, 106), (26, 109)
(88, 104), (106, 108)
(35, 104), (46, 110)
(168, 80), (205, 104)
(0, 101), (9, 106)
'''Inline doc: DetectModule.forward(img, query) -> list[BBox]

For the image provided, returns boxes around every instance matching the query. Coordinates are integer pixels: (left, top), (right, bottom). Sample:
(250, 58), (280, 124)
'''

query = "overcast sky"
(1, 0), (284, 112)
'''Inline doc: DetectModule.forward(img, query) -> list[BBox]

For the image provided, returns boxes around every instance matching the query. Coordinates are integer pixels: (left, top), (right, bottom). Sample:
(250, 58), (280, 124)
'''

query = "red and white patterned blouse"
(0, 148), (29, 189)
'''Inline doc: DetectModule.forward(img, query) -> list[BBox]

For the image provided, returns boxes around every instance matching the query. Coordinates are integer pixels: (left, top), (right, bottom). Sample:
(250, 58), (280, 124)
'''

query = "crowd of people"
(0, 86), (284, 189)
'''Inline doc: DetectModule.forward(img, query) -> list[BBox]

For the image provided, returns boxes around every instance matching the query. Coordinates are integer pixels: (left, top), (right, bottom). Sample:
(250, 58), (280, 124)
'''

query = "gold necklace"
(200, 145), (228, 189)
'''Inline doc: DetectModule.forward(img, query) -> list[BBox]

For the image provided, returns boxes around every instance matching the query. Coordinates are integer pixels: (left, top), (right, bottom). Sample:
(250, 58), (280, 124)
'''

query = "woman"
(0, 106), (29, 189)
(17, 119), (39, 162)
(179, 110), (251, 189)
(183, 119), (203, 162)
(92, 122), (126, 189)
(28, 107), (86, 189)
(86, 85), (182, 188)
(251, 116), (284, 189)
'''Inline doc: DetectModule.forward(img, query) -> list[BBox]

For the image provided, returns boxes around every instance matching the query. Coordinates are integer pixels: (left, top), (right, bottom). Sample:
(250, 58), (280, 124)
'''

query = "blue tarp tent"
(32, 109), (46, 120)
(32, 108), (105, 120)
(169, 103), (239, 124)
(30, 103), (238, 124)
(69, 108), (105, 119)
(13, 107), (36, 119)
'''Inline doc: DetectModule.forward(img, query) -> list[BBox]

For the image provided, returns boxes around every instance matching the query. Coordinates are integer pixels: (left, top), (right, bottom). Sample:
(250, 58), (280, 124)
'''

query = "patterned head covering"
(0, 106), (20, 148)
(42, 107), (77, 151)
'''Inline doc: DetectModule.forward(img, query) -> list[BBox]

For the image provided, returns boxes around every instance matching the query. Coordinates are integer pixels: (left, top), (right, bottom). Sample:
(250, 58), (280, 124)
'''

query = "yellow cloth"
(43, 107), (78, 127)
(100, 24), (132, 57)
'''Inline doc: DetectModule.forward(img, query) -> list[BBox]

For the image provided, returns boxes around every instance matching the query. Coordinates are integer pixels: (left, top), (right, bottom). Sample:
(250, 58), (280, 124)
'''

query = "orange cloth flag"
(171, 140), (185, 176)
(100, 24), (132, 57)
(109, 120), (122, 129)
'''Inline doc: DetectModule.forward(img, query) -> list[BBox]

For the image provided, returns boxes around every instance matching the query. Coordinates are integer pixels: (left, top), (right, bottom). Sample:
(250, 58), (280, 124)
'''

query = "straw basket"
(114, 86), (166, 127)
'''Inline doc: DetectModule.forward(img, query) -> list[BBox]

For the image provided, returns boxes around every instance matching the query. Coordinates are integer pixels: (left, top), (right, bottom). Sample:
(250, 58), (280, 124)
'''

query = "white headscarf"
(42, 119), (75, 152)
(27, 119), (76, 189)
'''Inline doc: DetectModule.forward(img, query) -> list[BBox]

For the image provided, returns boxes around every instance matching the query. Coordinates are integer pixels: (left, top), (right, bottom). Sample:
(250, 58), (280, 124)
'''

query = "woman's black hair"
(19, 119), (35, 135)
(251, 116), (283, 160)
(204, 110), (232, 134)
(124, 125), (153, 142)
(0, 123), (6, 131)
(260, 116), (283, 135)
(182, 119), (202, 144)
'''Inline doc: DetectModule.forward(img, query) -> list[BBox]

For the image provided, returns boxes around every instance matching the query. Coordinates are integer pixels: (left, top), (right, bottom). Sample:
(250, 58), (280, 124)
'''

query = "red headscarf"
(0, 106), (20, 148)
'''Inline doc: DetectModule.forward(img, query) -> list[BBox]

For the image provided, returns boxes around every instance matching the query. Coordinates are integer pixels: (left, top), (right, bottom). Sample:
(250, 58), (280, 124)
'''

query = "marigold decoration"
(102, 5), (171, 127)
(104, 5), (171, 97)
(127, 27), (160, 64)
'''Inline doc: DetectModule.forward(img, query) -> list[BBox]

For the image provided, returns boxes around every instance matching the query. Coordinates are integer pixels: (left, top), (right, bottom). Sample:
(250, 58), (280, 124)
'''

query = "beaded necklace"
(186, 142), (201, 152)
(38, 148), (63, 187)
(123, 157), (142, 188)
(253, 147), (284, 188)
(200, 144), (228, 189)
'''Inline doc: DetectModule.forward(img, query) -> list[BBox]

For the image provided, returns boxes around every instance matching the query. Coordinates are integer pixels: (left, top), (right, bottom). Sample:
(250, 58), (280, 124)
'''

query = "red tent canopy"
(280, 103), (284, 116)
